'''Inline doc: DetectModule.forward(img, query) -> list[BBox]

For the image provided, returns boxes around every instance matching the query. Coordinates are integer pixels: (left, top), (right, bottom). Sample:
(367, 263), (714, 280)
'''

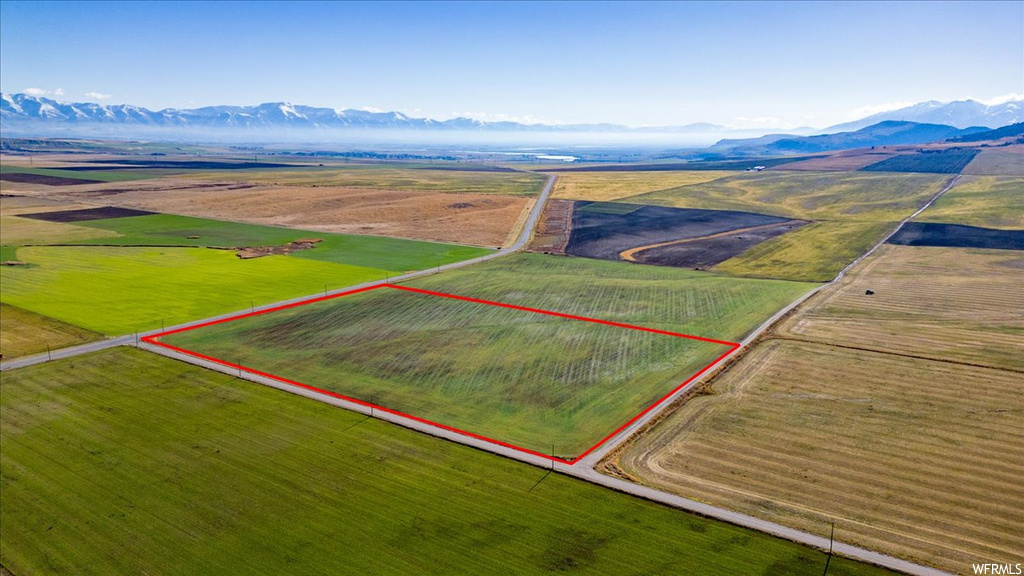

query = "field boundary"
(143, 283), (738, 465)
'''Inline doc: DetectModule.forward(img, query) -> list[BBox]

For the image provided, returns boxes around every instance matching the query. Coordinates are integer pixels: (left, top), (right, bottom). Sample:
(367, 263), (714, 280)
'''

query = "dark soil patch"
(0, 172), (103, 186)
(19, 206), (157, 223)
(447, 202), (475, 209)
(635, 220), (809, 269)
(861, 148), (980, 174)
(887, 222), (1024, 250)
(66, 160), (302, 170)
(565, 202), (795, 263)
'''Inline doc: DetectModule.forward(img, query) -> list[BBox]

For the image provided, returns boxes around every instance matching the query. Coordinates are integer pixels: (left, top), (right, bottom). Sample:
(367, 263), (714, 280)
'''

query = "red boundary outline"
(143, 284), (740, 465)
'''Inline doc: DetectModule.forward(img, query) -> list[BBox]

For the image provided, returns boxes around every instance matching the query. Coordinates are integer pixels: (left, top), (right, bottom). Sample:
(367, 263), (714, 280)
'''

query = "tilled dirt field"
(564, 201), (803, 268)
(0, 172), (103, 186)
(19, 179), (530, 247)
(20, 206), (156, 223)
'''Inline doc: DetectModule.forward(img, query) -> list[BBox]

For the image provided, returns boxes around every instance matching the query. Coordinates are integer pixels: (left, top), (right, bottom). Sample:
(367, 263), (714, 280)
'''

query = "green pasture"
(0, 246), (387, 335)
(72, 213), (491, 271)
(167, 253), (813, 455)
(0, 348), (894, 576)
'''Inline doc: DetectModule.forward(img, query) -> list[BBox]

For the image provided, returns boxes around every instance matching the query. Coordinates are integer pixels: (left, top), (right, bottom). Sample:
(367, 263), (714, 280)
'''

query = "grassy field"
(611, 245), (1024, 573)
(712, 221), (896, 282)
(165, 254), (813, 456)
(70, 213), (491, 271)
(606, 170), (948, 282)
(0, 303), (102, 359)
(0, 347), (894, 576)
(0, 164), (158, 182)
(0, 214), (119, 245)
(0, 246), (388, 335)
(186, 164), (549, 196)
(915, 175), (1024, 229)
(621, 171), (949, 222)
(551, 170), (737, 202)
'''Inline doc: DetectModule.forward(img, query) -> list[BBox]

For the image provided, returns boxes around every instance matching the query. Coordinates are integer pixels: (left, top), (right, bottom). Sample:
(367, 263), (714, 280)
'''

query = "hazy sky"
(1, 0), (1021, 128)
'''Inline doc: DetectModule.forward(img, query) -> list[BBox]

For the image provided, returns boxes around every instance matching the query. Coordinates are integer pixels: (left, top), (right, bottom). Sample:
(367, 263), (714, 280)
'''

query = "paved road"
(1, 172), (959, 575)
(0, 174), (557, 373)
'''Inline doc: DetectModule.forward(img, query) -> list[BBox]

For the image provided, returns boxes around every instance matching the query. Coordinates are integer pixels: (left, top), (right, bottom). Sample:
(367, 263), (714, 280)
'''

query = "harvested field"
(0, 302), (102, 359)
(773, 150), (903, 171)
(915, 175), (1024, 229)
(164, 285), (731, 458)
(0, 172), (102, 186)
(0, 195), (95, 215)
(632, 220), (809, 269)
(38, 180), (530, 247)
(887, 222), (1024, 251)
(778, 245), (1024, 371)
(184, 165), (548, 196)
(622, 171), (948, 222)
(551, 170), (736, 202)
(861, 147), (980, 174)
(962, 144), (1024, 176)
(19, 206), (156, 222)
(564, 202), (803, 268)
(612, 245), (1024, 573)
(0, 348), (893, 576)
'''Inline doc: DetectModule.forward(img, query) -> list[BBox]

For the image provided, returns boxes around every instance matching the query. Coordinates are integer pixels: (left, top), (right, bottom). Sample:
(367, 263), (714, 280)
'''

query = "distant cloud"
(23, 87), (64, 97)
(728, 116), (796, 130)
(445, 110), (562, 125)
(975, 93), (1023, 106)
(84, 91), (113, 100)
(846, 101), (915, 120)
(359, 106), (384, 113)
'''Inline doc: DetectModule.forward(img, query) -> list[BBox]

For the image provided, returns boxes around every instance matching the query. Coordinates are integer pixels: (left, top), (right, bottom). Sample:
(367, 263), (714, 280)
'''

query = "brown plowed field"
(528, 199), (574, 253)
(609, 245), (1024, 573)
(31, 180), (530, 247)
(773, 150), (904, 171)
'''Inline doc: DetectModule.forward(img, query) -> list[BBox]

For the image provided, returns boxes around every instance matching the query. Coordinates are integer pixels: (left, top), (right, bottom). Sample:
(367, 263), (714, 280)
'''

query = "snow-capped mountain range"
(824, 99), (1023, 132)
(2, 93), (1020, 141)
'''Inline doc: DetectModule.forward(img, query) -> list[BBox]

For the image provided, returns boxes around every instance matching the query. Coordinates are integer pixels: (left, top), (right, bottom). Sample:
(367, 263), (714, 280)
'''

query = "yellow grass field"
(0, 303), (102, 359)
(551, 171), (737, 202)
(609, 245), (1024, 574)
(915, 175), (1024, 229)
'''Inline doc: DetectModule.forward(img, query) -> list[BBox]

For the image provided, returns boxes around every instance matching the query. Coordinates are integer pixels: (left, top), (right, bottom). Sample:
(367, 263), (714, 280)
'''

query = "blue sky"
(1, 1), (1021, 128)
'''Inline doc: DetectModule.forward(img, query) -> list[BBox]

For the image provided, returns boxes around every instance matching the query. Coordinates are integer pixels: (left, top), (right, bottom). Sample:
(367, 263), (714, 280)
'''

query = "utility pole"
(46, 343), (52, 361)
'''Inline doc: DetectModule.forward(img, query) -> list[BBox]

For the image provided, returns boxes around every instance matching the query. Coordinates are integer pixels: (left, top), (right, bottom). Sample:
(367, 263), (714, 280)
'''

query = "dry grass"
(778, 245), (1024, 371)
(962, 145), (1024, 176)
(551, 171), (737, 202)
(914, 175), (1024, 229)
(773, 150), (905, 171)
(0, 303), (102, 358)
(611, 245), (1024, 573)
(32, 180), (531, 248)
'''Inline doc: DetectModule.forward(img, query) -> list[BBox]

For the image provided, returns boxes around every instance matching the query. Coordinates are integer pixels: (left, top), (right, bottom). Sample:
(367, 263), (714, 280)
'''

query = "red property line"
(143, 284), (739, 466)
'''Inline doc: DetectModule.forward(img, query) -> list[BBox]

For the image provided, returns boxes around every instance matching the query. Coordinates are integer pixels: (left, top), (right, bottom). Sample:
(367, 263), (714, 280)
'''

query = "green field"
(915, 175), (1024, 229)
(188, 164), (549, 196)
(70, 213), (490, 271)
(165, 254), (813, 455)
(0, 303), (102, 359)
(0, 211), (491, 336)
(0, 347), (893, 576)
(713, 221), (897, 282)
(0, 246), (387, 335)
(0, 164), (159, 182)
